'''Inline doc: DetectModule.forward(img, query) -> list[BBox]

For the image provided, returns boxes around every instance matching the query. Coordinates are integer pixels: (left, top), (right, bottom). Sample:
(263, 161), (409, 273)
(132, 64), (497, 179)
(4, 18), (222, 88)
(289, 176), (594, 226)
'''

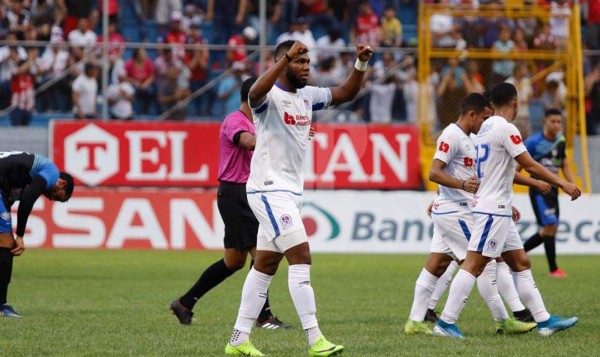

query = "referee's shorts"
(217, 181), (259, 251)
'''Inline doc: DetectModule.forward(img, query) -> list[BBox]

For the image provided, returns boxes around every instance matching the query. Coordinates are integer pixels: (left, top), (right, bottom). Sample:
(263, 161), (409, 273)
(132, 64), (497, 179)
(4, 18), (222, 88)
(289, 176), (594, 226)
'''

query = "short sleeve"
(499, 123), (527, 158)
(433, 131), (458, 164)
(223, 115), (251, 144)
(305, 86), (332, 111)
(72, 77), (83, 93)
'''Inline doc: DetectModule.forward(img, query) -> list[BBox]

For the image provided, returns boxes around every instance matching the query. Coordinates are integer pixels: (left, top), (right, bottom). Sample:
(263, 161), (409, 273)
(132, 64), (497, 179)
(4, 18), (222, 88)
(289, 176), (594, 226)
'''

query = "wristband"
(285, 53), (292, 62)
(461, 180), (466, 190)
(354, 59), (368, 72)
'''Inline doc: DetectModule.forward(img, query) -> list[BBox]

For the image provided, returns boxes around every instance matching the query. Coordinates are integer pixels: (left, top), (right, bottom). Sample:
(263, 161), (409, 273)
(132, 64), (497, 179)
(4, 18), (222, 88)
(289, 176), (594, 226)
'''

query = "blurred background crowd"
(0, 0), (599, 136)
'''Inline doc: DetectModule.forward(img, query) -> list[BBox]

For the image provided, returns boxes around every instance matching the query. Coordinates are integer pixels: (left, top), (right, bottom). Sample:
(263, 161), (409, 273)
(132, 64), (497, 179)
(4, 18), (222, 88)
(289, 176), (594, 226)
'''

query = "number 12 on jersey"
(475, 143), (489, 179)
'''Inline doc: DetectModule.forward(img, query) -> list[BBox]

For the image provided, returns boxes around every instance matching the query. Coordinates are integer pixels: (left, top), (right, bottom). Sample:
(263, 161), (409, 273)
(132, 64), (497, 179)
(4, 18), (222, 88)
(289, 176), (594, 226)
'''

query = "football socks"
(440, 269), (477, 324)
(476, 260), (509, 321)
(0, 248), (13, 306)
(233, 268), (273, 335)
(180, 258), (234, 309)
(428, 260), (458, 310)
(496, 261), (526, 312)
(409, 268), (439, 321)
(513, 269), (551, 323)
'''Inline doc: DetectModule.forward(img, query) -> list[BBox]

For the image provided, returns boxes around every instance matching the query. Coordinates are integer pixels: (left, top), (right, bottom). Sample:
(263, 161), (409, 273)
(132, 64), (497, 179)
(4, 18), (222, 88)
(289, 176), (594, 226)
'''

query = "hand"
(426, 201), (434, 218)
(536, 180), (552, 195)
(561, 182), (581, 201)
(286, 41), (309, 60)
(309, 126), (315, 140)
(462, 176), (479, 193)
(356, 43), (374, 62)
(11, 236), (25, 256)
(511, 206), (521, 222)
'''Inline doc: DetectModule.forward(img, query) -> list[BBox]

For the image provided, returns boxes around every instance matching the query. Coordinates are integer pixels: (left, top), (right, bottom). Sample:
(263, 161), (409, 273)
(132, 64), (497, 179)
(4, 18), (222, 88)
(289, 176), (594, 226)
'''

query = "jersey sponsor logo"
(283, 112), (311, 126)
(510, 135), (523, 145)
(438, 141), (449, 153)
(0, 212), (10, 221)
(463, 157), (474, 167)
(280, 214), (293, 229)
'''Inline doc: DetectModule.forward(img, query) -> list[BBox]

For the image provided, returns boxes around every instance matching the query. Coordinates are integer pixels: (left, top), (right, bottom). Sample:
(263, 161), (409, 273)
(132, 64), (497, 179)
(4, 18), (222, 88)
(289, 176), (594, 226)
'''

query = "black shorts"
(217, 181), (259, 251)
(529, 186), (560, 226)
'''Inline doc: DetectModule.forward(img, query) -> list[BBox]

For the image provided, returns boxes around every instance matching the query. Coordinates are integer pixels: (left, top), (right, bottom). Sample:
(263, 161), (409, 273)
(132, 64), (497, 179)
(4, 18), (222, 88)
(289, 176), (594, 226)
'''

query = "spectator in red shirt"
(587, 0), (600, 50)
(226, 26), (257, 68)
(351, 1), (381, 48)
(161, 10), (187, 60)
(97, 21), (124, 78)
(299, 0), (340, 33)
(185, 23), (211, 117)
(124, 47), (156, 115)
(98, 0), (119, 24)
(11, 47), (39, 126)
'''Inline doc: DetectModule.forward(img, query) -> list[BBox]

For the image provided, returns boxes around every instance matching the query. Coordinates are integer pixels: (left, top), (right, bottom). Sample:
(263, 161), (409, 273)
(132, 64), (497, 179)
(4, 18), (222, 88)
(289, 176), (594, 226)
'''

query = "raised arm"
(329, 44), (374, 105)
(248, 41), (308, 108)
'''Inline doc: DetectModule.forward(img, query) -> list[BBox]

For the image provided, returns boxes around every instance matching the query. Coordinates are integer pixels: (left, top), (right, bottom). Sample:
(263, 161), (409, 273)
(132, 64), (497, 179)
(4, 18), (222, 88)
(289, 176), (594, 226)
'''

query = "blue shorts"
(529, 188), (559, 226)
(0, 194), (12, 233)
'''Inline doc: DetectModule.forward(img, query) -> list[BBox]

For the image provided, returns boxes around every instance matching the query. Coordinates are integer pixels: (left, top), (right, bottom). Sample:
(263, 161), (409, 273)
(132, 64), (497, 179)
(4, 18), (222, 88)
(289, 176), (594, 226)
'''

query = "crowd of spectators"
(0, 0), (598, 135)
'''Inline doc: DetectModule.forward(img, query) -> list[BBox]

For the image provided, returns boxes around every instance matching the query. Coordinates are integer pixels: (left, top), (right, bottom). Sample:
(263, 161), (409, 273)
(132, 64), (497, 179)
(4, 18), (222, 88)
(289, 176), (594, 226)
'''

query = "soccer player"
(0, 151), (74, 317)
(433, 83), (580, 338)
(224, 40), (373, 357)
(169, 77), (292, 329)
(521, 108), (574, 277)
(404, 93), (536, 335)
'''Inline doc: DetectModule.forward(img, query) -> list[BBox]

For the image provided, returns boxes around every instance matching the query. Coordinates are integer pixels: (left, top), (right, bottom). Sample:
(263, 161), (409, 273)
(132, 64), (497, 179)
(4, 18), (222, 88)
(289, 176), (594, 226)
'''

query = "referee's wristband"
(354, 59), (368, 72)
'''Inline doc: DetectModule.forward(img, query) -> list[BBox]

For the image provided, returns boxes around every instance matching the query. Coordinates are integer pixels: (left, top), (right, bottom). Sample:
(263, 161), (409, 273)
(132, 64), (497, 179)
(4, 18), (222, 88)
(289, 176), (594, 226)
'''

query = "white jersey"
(471, 115), (527, 215)
(247, 83), (331, 194)
(432, 123), (477, 211)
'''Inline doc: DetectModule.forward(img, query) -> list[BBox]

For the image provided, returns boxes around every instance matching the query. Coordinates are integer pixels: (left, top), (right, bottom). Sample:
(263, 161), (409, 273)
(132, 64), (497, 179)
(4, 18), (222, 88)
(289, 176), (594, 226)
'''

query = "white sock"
(428, 260), (458, 310)
(288, 264), (319, 331)
(496, 261), (526, 312)
(439, 269), (477, 324)
(409, 268), (439, 321)
(513, 269), (551, 323)
(305, 326), (323, 347)
(476, 260), (509, 321)
(232, 267), (273, 344)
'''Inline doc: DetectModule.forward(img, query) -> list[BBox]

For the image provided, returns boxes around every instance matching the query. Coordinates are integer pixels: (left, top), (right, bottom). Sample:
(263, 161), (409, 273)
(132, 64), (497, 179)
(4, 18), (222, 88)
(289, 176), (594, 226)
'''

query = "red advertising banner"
(51, 120), (420, 189)
(18, 188), (222, 250)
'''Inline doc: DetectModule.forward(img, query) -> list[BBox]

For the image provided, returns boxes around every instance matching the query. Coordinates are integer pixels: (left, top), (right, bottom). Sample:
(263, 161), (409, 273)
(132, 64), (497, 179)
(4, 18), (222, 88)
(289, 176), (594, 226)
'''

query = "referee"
(169, 77), (291, 329)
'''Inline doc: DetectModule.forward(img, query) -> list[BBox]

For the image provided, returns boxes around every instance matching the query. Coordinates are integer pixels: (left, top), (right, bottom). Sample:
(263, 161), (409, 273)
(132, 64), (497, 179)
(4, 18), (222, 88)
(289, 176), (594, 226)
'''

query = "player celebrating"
(433, 83), (580, 338)
(224, 40), (372, 357)
(169, 77), (291, 329)
(0, 151), (74, 317)
(404, 93), (536, 335)
(520, 108), (575, 277)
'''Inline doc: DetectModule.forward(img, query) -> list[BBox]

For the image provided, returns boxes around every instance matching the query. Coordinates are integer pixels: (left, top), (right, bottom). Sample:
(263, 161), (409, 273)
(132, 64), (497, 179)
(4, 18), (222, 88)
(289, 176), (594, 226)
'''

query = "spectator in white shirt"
(107, 73), (135, 120)
(316, 27), (345, 62)
(0, 32), (28, 110)
(72, 62), (99, 119)
(38, 31), (70, 111)
(68, 18), (97, 53)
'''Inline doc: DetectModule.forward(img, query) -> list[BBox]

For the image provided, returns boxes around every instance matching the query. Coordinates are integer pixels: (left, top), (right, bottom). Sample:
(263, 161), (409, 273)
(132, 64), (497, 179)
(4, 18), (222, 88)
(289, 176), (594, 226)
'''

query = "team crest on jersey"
(280, 214), (293, 229)
(0, 212), (10, 221)
(487, 239), (498, 253)
(303, 98), (310, 110)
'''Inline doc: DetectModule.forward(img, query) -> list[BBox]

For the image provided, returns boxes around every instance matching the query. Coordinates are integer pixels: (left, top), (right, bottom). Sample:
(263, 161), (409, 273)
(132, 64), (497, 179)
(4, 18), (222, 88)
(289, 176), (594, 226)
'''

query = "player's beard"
(286, 70), (307, 89)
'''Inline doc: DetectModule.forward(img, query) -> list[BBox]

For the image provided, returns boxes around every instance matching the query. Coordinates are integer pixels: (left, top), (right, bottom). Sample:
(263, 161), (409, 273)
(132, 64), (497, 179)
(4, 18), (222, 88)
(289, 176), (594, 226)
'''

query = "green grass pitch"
(1, 251), (598, 356)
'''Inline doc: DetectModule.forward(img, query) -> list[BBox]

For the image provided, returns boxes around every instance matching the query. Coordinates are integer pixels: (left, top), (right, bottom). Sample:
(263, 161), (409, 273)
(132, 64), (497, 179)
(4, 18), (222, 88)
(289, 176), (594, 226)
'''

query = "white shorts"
(468, 213), (523, 258)
(247, 191), (306, 252)
(431, 209), (472, 261)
